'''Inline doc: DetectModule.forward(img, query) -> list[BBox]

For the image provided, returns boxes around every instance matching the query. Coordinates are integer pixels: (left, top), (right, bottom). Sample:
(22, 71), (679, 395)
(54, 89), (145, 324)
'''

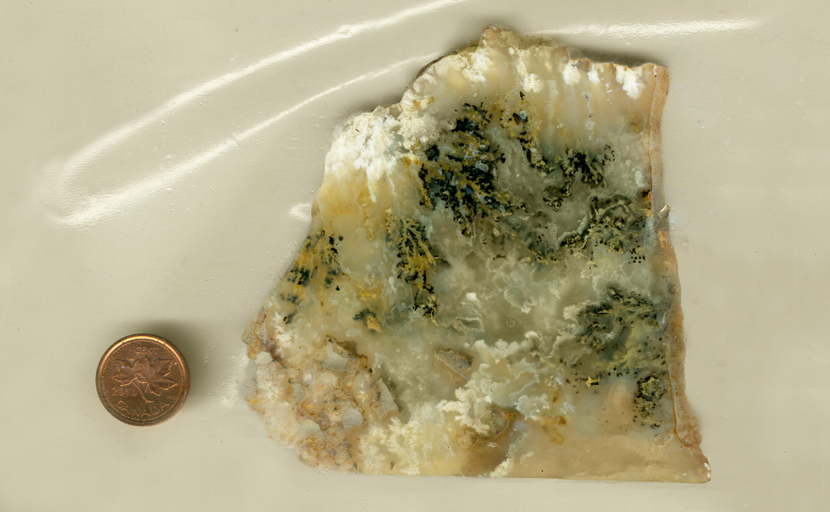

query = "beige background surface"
(1, 0), (828, 510)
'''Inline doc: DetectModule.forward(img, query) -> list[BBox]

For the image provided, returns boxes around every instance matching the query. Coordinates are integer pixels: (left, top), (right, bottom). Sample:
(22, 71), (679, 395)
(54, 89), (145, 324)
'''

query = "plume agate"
(243, 27), (709, 482)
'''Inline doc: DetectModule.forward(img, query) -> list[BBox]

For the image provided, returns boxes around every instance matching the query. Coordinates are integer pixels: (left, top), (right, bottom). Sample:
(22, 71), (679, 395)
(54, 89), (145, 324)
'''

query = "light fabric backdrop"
(1, 1), (827, 510)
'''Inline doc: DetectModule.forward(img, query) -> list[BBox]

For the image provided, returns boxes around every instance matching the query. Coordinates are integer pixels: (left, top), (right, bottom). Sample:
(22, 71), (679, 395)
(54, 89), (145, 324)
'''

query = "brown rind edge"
(647, 65), (708, 463)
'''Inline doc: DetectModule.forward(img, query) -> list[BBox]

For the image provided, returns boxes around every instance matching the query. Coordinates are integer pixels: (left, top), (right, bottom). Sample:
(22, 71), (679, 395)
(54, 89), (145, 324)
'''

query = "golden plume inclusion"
(243, 27), (709, 482)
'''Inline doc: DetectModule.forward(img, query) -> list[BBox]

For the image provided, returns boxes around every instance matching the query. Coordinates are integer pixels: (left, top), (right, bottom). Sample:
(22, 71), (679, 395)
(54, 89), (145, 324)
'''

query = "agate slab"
(243, 27), (709, 482)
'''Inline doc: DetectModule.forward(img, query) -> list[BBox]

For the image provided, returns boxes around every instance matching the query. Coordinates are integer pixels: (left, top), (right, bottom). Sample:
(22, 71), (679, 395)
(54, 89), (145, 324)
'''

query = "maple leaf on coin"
(111, 359), (137, 386)
(132, 357), (178, 396)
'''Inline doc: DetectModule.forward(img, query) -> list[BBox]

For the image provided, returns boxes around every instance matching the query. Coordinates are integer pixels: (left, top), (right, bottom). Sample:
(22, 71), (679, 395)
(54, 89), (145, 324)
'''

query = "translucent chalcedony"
(243, 27), (709, 482)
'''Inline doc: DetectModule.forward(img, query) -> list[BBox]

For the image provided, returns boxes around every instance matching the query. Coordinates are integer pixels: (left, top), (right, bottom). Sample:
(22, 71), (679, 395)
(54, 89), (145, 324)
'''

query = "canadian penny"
(96, 334), (190, 426)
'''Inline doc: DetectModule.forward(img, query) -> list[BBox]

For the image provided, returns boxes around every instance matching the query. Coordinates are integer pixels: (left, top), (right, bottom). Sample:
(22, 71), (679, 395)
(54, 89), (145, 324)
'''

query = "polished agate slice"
(243, 27), (709, 482)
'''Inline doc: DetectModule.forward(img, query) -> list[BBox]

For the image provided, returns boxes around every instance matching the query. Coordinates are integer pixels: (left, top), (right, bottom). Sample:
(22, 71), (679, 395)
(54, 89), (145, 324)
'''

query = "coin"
(96, 334), (190, 426)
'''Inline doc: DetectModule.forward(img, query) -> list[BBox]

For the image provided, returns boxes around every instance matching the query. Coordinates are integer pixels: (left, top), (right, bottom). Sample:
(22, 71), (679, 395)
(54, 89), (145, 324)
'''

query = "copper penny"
(96, 334), (190, 426)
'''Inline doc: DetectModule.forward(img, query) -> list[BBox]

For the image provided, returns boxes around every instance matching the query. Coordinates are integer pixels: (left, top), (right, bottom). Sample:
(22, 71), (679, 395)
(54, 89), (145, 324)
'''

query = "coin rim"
(95, 334), (190, 426)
